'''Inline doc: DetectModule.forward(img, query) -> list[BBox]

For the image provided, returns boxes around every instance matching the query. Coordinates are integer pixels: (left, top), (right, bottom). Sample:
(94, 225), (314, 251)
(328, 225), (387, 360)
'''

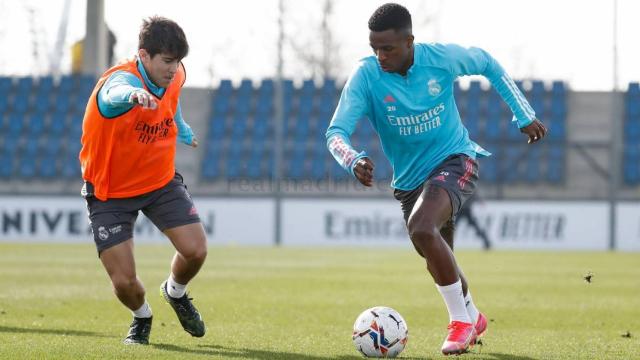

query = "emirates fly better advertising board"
(0, 196), (634, 251)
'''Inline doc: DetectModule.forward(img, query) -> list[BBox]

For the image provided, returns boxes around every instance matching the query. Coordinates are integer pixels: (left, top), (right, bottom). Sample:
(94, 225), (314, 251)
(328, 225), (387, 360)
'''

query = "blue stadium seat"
(531, 80), (545, 98)
(293, 116), (310, 138)
(478, 154), (498, 183)
(623, 145), (640, 184)
(311, 150), (328, 180)
(0, 151), (13, 178)
(550, 96), (567, 118)
(238, 79), (253, 93)
(453, 81), (463, 99)
(61, 155), (80, 178)
(0, 77), (12, 93)
(301, 79), (315, 95)
(18, 155), (37, 178)
(464, 116), (480, 138)
(525, 147), (541, 183)
(626, 95), (640, 119)
(49, 111), (67, 135)
(16, 77), (34, 94)
(529, 97), (544, 118)
(202, 143), (222, 180)
(502, 151), (520, 183)
(26, 114), (46, 135)
(54, 93), (71, 113)
(468, 81), (482, 100)
(0, 93), (9, 113)
(317, 94), (337, 114)
(7, 113), (23, 136)
(231, 115), (248, 140)
(68, 116), (83, 139)
(59, 76), (74, 93)
(253, 118), (269, 139)
(298, 96), (314, 115)
(260, 79), (274, 94)
(23, 138), (39, 158)
(546, 146), (564, 183)
(547, 117), (566, 141)
(225, 146), (243, 179)
(329, 158), (348, 180)
(287, 152), (305, 180)
(235, 96), (252, 114)
(217, 79), (233, 95)
(37, 76), (54, 93)
(33, 94), (53, 114)
(255, 95), (273, 115)
(1, 135), (20, 156)
(212, 93), (230, 115)
(38, 156), (58, 178)
(12, 94), (29, 114)
(246, 151), (264, 180)
(323, 77), (337, 89)
(42, 136), (63, 155)
(65, 138), (82, 157)
(623, 121), (640, 142)
(208, 114), (227, 140)
(483, 116), (503, 141)
(551, 81), (566, 96)
(201, 161), (220, 180)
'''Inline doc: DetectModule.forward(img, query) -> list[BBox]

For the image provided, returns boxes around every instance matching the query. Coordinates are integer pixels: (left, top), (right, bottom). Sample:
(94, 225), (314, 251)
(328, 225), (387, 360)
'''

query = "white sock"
(132, 301), (152, 318)
(436, 279), (472, 324)
(464, 291), (480, 324)
(167, 274), (187, 298)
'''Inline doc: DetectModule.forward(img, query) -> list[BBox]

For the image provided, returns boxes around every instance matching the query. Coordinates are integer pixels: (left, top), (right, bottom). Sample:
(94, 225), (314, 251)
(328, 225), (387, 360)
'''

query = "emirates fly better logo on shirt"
(385, 103), (445, 136)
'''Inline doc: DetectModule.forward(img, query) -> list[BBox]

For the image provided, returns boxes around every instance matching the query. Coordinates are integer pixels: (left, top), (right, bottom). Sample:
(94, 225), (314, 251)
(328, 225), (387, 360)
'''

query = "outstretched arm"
(326, 61), (373, 184)
(442, 44), (548, 143)
(98, 71), (157, 113)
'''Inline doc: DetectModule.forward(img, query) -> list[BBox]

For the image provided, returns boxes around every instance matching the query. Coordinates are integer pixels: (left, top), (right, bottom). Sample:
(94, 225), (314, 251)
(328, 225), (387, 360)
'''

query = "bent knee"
(407, 220), (440, 243)
(181, 245), (207, 263)
(111, 275), (141, 293)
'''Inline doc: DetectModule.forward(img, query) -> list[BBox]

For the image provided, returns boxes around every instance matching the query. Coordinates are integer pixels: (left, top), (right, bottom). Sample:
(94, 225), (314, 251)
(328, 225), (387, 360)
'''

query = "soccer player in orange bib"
(79, 16), (206, 345)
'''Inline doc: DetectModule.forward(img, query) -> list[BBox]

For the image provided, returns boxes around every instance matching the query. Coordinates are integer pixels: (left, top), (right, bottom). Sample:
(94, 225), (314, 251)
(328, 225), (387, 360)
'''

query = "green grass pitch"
(0, 243), (638, 359)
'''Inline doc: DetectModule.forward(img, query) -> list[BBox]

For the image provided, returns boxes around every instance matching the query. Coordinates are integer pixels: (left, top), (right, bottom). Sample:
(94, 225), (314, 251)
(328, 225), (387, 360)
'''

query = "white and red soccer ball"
(352, 306), (408, 358)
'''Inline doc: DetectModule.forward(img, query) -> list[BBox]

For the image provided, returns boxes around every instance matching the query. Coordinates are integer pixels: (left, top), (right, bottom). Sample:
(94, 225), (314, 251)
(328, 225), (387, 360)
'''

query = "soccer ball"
(352, 306), (408, 358)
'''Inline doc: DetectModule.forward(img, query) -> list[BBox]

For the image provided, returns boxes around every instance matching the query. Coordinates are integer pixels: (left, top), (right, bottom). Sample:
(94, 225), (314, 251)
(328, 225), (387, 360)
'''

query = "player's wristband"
(349, 151), (368, 177)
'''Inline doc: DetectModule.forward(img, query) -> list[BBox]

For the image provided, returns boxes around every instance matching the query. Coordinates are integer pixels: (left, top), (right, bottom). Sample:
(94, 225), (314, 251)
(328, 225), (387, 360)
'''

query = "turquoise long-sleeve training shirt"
(326, 43), (536, 190)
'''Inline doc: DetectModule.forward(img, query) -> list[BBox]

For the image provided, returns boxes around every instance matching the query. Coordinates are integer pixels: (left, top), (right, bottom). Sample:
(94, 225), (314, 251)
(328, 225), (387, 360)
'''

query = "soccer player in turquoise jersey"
(326, 3), (547, 355)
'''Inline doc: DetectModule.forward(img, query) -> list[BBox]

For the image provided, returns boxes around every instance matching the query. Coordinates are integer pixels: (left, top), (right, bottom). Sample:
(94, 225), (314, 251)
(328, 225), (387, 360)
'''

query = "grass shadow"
(0, 325), (113, 338)
(152, 343), (430, 360)
(481, 353), (539, 360)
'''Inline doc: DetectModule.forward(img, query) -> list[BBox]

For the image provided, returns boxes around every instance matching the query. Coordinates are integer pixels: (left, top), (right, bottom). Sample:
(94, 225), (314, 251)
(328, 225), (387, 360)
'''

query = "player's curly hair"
(368, 3), (412, 33)
(139, 16), (189, 59)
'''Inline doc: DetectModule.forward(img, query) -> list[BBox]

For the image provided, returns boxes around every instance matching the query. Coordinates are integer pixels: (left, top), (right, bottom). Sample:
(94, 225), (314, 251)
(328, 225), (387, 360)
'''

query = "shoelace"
(174, 295), (198, 318)
(447, 321), (471, 339)
(129, 319), (151, 337)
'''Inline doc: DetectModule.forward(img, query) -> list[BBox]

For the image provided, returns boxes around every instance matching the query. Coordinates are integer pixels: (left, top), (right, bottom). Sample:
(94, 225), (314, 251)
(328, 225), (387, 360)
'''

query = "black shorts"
(393, 154), (479, 224)
(84, 172), (201, 254)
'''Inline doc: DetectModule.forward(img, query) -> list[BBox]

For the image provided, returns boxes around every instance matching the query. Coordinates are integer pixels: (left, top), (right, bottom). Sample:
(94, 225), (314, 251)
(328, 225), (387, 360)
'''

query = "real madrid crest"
(428, 79), (441, 96)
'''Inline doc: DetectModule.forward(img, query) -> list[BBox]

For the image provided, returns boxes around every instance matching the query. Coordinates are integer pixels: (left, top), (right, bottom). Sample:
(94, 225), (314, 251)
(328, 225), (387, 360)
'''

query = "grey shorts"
(84, 172), (201, 254)
(393, 154), (479, 224)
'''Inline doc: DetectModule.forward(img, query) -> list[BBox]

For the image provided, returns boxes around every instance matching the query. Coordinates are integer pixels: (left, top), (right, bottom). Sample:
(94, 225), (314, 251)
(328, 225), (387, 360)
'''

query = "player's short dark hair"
(368, 3), (412, 33)
(138, 16), (189, 60)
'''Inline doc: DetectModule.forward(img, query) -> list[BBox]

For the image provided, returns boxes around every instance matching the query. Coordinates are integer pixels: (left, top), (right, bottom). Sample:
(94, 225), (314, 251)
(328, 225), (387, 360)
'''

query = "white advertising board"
(615, 203), (640, 251)
(282, 199), (610, 250)
(0, 197), (274, 245)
